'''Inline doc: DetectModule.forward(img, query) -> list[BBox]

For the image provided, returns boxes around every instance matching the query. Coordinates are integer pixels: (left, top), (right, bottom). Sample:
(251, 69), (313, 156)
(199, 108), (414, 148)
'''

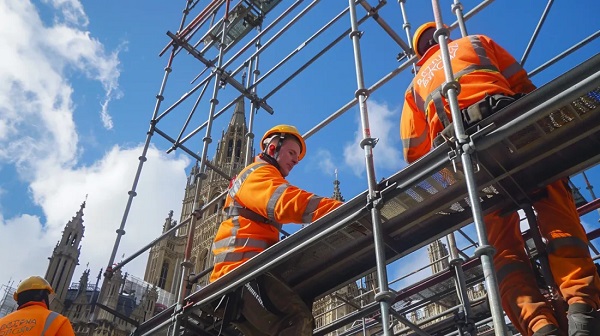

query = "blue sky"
(0, 0), (599, 293)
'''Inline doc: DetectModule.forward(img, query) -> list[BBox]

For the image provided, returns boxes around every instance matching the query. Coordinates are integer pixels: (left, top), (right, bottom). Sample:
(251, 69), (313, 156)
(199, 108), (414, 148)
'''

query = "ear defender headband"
(263, 133), (288, 160)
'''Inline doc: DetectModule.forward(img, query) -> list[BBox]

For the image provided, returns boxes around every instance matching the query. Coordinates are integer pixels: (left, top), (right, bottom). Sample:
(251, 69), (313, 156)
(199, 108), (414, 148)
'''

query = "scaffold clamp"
(374, 289), (396, 303)
(366, 191), (383, 210)
(359, 137), (378, 149)
(474, 244), (496, 258)
(441, 80), (461, 98)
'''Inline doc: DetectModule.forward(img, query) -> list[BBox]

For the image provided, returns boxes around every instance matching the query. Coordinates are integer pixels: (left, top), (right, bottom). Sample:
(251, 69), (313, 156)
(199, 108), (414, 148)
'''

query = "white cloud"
(315, 149), (336, 176)
(0, 0), (123, 166)
(43, 0), (89, 27)
(0, 1), (188, 288)
(343, 100), (403, 176)
(0, 145), (190, 288)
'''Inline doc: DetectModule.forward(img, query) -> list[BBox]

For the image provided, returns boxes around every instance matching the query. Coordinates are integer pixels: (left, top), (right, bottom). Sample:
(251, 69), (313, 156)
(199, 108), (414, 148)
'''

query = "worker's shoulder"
(463, 33), (497, 44)
(248, 161), (277, 172)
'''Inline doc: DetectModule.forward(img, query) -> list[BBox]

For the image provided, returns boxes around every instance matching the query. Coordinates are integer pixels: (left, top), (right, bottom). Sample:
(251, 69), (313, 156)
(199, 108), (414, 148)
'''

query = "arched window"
(158, 262), (169, 289)
(235, 139), (242, 158)
(227, 139), (233, 158)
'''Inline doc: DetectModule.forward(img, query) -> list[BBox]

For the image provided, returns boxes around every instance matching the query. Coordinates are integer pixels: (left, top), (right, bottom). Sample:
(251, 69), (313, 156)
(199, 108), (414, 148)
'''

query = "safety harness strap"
(227, 205), (283, 232)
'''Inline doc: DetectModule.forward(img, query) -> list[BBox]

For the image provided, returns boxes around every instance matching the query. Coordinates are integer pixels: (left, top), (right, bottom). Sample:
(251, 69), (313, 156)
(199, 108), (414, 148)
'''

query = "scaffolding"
(96, 0), (600, 335)
(0, 282), (17, 318)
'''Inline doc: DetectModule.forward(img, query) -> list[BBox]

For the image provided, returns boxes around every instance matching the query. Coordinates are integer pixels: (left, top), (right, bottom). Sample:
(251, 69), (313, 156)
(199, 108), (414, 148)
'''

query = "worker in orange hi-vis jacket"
(208, 124), (342, 335)
(400, 22), (600, 336)
(0, 276), (75, 336)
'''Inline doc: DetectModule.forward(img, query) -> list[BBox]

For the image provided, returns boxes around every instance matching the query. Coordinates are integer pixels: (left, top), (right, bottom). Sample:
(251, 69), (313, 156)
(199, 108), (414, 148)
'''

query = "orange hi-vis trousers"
(486, 179), (600, 336)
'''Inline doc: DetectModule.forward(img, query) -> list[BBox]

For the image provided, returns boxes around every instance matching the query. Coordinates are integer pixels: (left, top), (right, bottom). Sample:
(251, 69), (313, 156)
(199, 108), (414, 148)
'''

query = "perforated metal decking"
(132, 51), (600, 335)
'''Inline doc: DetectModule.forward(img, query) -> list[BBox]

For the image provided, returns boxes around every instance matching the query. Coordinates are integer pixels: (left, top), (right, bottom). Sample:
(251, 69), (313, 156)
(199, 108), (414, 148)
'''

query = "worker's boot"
(567, 303), (600, 336)
(532, 324), (564, 336)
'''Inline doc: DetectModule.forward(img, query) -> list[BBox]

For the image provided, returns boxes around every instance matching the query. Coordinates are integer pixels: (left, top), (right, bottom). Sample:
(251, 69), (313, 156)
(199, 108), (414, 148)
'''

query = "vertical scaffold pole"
(397, 0), (413, 51)
(429, 0), (508, 334)
(452, 0), (468, 37)
(94, 30), (178, 326)
(347, 1), (392, 334)
(172, 3), (231, 335)
(446, 2), (474, 333)
(245, 24), (262, 166)
(446, 233), (476, 335)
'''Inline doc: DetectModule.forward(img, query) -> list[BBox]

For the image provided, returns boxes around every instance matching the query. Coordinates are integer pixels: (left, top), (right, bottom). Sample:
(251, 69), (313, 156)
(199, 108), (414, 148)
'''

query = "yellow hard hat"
(260, 124), (306, 160)
(413, 22), (437, 59)
(13, 276), (54, 300)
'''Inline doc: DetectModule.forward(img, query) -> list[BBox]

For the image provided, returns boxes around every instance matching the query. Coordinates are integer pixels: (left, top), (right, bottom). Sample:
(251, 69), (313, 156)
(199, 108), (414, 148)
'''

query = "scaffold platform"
(132, 49), (600, 336)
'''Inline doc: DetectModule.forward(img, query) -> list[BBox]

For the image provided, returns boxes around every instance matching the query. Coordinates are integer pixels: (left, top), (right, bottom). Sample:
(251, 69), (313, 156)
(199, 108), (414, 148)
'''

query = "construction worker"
(400, 22), (600, 336)
(0, 275), (75, 335)
(208, 124), (342, 335)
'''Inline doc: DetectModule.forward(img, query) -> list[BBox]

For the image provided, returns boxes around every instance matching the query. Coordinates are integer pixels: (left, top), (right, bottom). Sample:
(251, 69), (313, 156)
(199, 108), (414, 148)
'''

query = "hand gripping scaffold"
(93, 0), (600, 335)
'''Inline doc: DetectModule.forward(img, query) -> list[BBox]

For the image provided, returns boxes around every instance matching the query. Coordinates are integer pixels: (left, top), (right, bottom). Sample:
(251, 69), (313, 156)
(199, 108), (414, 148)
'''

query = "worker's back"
(0, 301), (74, 336)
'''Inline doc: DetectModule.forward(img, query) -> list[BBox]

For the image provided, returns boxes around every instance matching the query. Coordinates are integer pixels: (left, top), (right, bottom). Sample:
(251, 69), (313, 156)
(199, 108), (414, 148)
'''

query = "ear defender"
(269, 144), (276, 152)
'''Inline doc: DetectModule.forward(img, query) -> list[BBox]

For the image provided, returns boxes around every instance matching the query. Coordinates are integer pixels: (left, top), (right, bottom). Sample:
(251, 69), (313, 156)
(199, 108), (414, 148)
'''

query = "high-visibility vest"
(401, 34), (536, 163)
(210, 158), (342, 282)
(0, 302), (75, 336)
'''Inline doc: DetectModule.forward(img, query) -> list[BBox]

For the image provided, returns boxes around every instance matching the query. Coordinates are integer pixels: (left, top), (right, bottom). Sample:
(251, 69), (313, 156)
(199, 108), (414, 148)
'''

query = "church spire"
(45, 199), (87, 311)
(229, 97), (246, 128)
(332, 169), (345, 202)
(213, 98), (249, 168)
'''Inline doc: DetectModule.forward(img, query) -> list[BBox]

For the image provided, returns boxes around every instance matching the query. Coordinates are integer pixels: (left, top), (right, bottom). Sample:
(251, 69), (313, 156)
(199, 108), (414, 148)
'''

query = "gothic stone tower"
(143, 211), (185, 294)
(46, 201), (86, 312)
(143, 98), (249, 293)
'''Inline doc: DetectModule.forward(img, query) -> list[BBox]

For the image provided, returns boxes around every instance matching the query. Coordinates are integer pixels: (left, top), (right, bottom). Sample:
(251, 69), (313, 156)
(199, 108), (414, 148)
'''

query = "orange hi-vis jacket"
(0, 301), (75, 336)
(401, 34), (536, 163)
(210, 157), (342, 282)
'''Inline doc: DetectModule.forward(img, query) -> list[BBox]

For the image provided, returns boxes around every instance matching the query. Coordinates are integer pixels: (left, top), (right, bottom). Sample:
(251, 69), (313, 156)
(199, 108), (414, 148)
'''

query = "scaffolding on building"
(94, 0), (600, 335)
(0, 282), (17, 318)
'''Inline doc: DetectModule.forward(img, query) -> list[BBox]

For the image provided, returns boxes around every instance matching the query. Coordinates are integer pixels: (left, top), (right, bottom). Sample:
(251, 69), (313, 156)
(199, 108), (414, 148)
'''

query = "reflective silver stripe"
(469, 35), (491, 66)
(423, 64), (499, 113)
(302, 196), (322, 223)
(213, 236), (270, 250)
(229, 163), (268, 199)
(547, 236), (590, 255)
(501, 61), (524, 79)
(232, 214), (244, 238)
(214, 250), (261, 263)
(496, 261), (532, 284)
(43, 311), (59, 335)
(402, 128), (429, 149)
(453, 64), (499, 80)
(266, 184), (289, 222)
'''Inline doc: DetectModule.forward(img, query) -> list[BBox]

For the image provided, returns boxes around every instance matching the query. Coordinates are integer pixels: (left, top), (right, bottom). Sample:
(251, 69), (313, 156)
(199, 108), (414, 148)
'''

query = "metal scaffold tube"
(429, 0), (508, 334)
(446, 232), (476, 335)
(452, 0), (468, 37)
(244, 25), (262, 166)
(171, 4), (232, 335)
(94, 22), (181, 323)
(347, 1), (393, 335)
